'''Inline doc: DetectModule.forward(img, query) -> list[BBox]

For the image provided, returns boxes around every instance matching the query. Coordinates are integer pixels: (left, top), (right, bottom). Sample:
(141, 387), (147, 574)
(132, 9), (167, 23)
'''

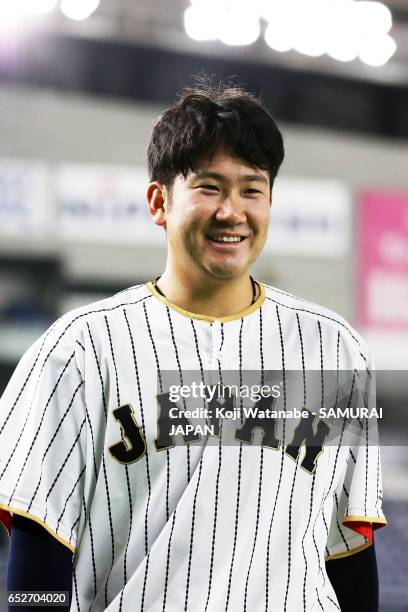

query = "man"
(0, 80), (386, 611)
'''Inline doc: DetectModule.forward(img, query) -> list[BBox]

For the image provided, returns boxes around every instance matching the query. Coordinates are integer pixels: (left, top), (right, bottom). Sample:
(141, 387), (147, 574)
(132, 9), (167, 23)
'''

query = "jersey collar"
(145, 281), (265, 323)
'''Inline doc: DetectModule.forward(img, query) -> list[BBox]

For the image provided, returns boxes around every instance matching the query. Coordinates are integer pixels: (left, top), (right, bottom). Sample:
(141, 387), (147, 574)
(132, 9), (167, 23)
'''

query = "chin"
(206, 263), (248, 280)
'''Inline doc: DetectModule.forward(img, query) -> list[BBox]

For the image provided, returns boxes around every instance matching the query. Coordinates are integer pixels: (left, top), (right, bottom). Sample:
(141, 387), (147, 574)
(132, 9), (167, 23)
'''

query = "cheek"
(172, 197), (208, 226)
(253, 208), (271, 234)
(166, 213), (203, 251)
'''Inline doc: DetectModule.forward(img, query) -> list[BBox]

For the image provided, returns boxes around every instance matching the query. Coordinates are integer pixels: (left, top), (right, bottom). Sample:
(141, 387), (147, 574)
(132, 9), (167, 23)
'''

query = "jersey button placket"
(209, 320), (223, 379)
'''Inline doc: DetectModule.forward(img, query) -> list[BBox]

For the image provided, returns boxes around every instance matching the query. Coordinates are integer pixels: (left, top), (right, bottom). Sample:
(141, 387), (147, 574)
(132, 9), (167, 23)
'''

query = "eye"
(245, 188), (262, 194)
(198, 184), (219, 191)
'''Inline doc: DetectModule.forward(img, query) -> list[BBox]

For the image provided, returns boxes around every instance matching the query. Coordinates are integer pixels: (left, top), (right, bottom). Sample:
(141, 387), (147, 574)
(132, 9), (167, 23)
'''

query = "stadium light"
(326, 38), (359, 63)
(262, 0), (294, 52)
(264, 22), (292, 53)
(355, 1), (393, 35)
(358, 33), (397, 66)
(60, 0), (99, 21)
(183, 5), (220, 41)
(325, 0), (360, 62)
(0, 0), (57, 24)
(0, 3), (19, 24)
(185, 2), (260, 45)
(292, 1), (329, 58)
(24, 0), (58, 14)
(219, 10), (260, 46)
(184, 0), (398, 68)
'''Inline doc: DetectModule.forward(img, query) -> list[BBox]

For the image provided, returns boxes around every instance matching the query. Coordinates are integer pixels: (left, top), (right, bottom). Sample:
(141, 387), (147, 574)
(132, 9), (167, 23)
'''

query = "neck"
(153, 269), (258, 318)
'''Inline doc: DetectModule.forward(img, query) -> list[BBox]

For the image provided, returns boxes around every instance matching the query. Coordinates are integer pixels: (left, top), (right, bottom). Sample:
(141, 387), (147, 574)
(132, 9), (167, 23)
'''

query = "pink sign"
(358, 190), (408, 330)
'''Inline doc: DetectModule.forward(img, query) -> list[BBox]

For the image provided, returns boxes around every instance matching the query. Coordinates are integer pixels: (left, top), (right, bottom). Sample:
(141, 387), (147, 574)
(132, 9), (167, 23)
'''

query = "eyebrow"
(192, 170), (269, 186)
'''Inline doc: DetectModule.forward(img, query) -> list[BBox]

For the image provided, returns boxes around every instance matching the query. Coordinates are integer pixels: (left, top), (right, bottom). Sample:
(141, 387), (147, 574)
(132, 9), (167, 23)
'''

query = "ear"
(146, 182), (168, 227)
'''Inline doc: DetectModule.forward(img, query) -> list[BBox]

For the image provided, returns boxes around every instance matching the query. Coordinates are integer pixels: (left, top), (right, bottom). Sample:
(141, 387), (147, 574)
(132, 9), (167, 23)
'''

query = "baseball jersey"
(0, 281), (386, 611)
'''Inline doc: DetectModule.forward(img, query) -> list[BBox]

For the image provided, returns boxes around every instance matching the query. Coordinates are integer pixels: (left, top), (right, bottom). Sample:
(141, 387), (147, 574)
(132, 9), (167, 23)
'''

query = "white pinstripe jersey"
(0, 281), (386, 611)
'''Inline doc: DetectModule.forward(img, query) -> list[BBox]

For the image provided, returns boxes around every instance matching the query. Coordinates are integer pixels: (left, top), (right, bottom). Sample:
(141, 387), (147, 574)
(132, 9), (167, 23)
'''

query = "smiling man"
(1, 80), (386, 611)
(147, 147), (271, 317)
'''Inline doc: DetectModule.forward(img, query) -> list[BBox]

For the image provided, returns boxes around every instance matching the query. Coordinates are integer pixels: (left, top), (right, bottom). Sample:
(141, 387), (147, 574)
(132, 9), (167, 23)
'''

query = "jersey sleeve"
(0, 318), (87, 554)
(325, 349), (387, 561)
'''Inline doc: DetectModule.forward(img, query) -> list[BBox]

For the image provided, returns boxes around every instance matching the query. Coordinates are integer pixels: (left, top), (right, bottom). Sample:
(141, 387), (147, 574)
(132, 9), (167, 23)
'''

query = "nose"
(215, 194), (247, 224)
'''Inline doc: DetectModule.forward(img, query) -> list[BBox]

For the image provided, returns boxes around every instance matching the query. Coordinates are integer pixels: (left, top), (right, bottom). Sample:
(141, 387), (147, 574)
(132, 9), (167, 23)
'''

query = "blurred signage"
(266, 177), (351, 256)
(56, 164), (165, 245)
(359, 190), (408, 331)
(0, 159), (50, 238)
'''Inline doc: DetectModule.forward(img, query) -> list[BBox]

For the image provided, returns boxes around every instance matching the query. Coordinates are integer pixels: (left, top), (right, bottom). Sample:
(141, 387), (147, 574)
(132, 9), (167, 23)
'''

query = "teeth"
(209, 235), (243, 243)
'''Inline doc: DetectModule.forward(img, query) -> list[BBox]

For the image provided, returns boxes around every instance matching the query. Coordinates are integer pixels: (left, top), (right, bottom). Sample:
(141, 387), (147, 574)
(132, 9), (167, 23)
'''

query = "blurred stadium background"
(0, 0), (407, 610)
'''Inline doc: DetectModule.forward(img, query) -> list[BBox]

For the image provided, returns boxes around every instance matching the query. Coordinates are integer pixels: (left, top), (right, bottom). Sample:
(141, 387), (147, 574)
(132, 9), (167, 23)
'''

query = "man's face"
(162, 148), (272, 282)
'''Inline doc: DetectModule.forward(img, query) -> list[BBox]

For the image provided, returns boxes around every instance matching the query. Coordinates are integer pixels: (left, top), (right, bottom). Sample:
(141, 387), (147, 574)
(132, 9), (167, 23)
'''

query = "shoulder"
(52, 283), (150, 338)
(261, 283), (372, 368)
(19, 284), (152, 368)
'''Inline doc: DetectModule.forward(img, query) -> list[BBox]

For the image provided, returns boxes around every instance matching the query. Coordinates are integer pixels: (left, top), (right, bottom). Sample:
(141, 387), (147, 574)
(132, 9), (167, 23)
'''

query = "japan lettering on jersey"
(0, 282), (386, 611)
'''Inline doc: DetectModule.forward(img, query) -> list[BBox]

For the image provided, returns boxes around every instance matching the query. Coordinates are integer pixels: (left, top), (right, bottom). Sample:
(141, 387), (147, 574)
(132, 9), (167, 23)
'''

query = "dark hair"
(147, 77), (284, 190)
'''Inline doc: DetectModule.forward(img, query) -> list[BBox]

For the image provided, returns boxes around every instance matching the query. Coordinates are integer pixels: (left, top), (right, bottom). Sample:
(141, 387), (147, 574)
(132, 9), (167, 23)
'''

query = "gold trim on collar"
(146, 280), (265, 322)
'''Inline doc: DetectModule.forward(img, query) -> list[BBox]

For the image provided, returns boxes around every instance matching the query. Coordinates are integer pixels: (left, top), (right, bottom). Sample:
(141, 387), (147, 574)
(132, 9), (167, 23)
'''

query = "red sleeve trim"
(343, 521), (373, 543)
(0, 508), (12, 538)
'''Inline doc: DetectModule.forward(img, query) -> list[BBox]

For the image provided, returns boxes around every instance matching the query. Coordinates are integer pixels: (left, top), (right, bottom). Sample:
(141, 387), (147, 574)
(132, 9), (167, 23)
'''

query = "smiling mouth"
(206, 234), (247, 245)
